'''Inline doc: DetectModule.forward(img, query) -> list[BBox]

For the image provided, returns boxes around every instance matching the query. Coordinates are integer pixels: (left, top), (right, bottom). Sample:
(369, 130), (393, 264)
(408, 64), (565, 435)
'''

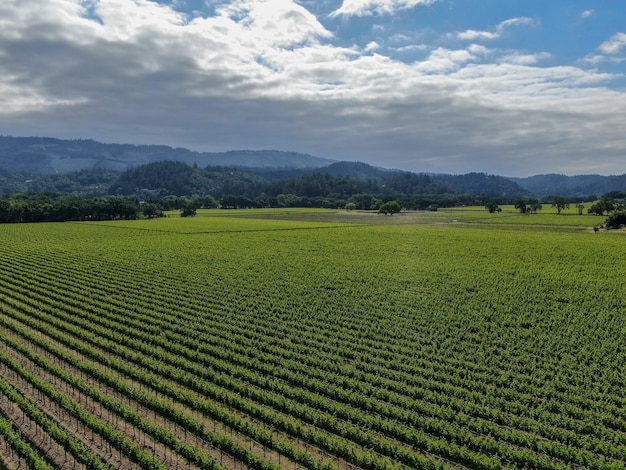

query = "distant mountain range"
(0, 136), (624, 198)
(508, 174), (626, 198)
(0, 136), (333, 173)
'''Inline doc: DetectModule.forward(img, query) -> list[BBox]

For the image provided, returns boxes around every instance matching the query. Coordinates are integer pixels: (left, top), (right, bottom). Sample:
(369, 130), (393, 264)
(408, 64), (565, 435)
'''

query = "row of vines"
(0, 215), (624, 469)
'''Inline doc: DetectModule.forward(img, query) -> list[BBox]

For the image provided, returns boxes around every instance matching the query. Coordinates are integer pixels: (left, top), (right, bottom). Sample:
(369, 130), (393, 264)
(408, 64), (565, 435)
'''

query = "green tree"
(220, 195), (255, 209)
(378, 200), (401, 215)
(276, 194), (301, 208)
(370, 198), (383, 210)
(605, 211), (626, 229)
(345, 202), (357, 211)
(0, 199), (9, 223)
(514, 200), (527, 214)
(180, 207), (196, 217)
(588, 197), (620, 216)
(180, 200), (196, 217)
(142, 202), (163, 219)
(552, 196), (570, 215)
(485, 202), (500, 213)
(576, 204), (585, 215)
(527, 199), (542, 214)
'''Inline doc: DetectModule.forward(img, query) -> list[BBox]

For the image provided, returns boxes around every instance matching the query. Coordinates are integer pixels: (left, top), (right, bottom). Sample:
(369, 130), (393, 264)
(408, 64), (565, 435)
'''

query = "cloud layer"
(330, 0), (439, 17)
(0, 0), (625, 176)
(599, 33), (626, 55)
(456, 17), (535, 41)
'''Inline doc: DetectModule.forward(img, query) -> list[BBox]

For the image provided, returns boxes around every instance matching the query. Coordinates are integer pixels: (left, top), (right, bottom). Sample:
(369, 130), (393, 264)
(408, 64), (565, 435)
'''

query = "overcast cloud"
(1, 0), (625, 176)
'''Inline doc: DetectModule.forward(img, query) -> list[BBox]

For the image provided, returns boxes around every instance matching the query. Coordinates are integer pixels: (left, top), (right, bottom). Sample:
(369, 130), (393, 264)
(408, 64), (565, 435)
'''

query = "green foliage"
(0, 213), (625, 470)
(180, 205), (197, 217)
(527, 199), (542, 213)
(430, 172), (528, 197)
(0, 193), (140, 223)
(109, 161), (266, 198)
(220, 195), (256, 209)
(514, 199), (527, 214)
(551, 196), (570, 214)
(377, 200), (401, 215)
(484, 202), (500, 213)
(141, 202), (163, 219)
(588, 197), (614, 215)
(0, 417), (54, 470)
(588, 196), (625, 216)
(5, 159), (615, 215)
(514, 198), (542, 214)
(369, 197), (383, 210)
(511, 173), (626, 198)
(605, 211), (626, 229)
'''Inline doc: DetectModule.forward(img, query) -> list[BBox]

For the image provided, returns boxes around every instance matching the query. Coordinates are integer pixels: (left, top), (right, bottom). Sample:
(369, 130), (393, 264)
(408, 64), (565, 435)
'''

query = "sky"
(1, 1), (626, 176)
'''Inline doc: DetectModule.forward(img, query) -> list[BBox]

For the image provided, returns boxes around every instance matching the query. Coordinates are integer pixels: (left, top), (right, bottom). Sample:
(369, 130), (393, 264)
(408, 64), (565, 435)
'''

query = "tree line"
(0, 194), (143, 223)
(1, 161), (624, 225)
(1, 161), (528, 199)
(0, 191), (501, 223)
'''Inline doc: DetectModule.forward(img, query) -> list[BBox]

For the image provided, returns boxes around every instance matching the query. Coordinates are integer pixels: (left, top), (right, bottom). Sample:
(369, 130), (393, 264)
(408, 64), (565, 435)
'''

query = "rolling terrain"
(0, 209), (624, 469)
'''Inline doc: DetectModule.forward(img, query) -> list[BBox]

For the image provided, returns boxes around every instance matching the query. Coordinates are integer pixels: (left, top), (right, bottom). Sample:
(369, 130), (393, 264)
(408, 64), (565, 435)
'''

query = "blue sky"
(1, 0), (625, 176)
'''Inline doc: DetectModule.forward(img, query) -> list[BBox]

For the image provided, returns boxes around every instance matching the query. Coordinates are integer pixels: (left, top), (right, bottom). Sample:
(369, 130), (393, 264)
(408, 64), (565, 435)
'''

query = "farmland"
(0, 209), (625, 469)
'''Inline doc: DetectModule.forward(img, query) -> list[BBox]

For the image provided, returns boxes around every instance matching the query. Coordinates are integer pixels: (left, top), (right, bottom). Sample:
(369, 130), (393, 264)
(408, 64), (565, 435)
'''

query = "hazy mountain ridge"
(0, 136), (334, 173)
(109, 161), (267, 198)
(248, 164), (526, 197)
(510, 174), (626, 198)
(431, 173), (529, 197)
(0, 136), (624, 197)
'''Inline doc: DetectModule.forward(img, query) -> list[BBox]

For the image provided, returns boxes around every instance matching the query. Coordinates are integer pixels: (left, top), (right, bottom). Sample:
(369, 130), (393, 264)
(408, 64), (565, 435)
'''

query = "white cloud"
(598, 32), (626, 55)
(218, 0), (332, 47)
(580, 54), (626, 65)
(0, 0), (625, 176)
(93, 0), (187, 39)
(330, 0), (440, 18)
(364, 41), (380, 52)
(581, 10), (594, 19)
(395, 44), (428, 53)
(500, 52), (551, 65)
(456, 17), (535, 41)
(457, 30), (498, 41)
(498, 17), (535, 30)
(413, 47), (482, 73)
(581, 32), (626, 65)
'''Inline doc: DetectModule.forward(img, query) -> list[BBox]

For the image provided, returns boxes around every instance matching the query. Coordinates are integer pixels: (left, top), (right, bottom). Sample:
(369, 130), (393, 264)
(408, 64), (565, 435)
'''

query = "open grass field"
(0, 209), (624, 469)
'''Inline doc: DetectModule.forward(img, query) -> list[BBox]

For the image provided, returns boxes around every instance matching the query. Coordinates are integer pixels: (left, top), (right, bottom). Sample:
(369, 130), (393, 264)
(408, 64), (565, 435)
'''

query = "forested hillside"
(0, 136), (334, 173)
(109, 161), (267, 198)
(511, 173), (626, 198)
(433, 173), (530, 197)
(1, 136), (625, 219)
(0, 160), (533, 218)
(1, 136), (624, 199)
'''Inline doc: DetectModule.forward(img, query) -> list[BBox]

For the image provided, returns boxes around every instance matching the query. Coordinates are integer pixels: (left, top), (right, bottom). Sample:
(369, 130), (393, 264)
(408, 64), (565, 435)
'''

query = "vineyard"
(0, 210), (625, 469)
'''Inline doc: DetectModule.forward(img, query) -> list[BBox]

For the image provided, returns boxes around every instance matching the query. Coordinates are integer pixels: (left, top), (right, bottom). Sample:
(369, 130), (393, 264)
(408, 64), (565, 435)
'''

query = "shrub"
(605, 211), (626, 229)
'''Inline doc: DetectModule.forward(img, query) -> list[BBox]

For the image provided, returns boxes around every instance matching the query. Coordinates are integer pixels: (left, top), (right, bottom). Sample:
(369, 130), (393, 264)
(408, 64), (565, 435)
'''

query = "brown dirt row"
(0, 313), (350, 470)
(0, 432), (28, 470)
(0, 349), (144, 470)
(0, 285), (367, 470)
(0, 394), (85, 470)
(0, 322), (247, 470)
(2, 298), (454, 470)
(1, 273), (443, 470)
